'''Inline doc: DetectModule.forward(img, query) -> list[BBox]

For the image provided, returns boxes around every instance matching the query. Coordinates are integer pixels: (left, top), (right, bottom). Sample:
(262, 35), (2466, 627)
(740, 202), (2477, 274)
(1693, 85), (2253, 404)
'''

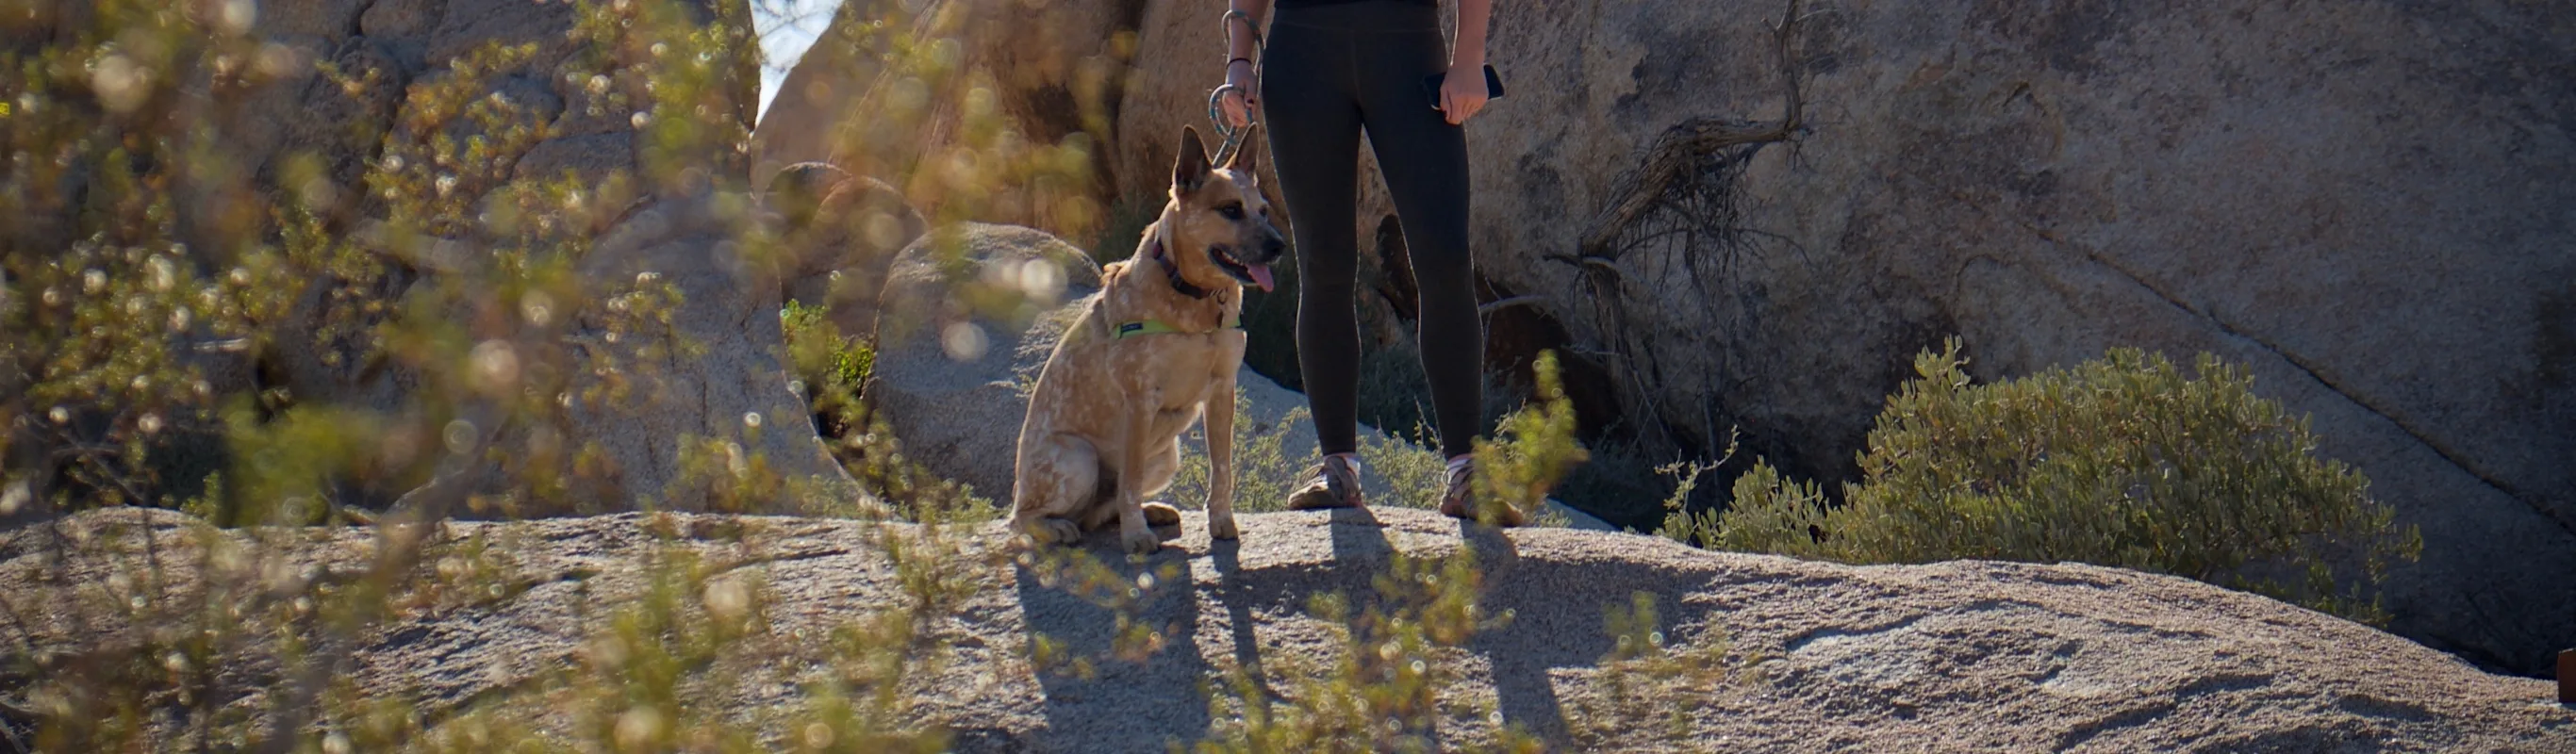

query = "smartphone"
(1424, 64), (1506, 110)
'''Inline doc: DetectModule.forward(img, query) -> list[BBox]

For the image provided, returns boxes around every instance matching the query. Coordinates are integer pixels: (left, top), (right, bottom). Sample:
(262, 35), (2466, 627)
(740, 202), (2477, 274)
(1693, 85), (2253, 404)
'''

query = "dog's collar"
(1111, 312), (1243, 340)
(1147, 236), (1214, 300)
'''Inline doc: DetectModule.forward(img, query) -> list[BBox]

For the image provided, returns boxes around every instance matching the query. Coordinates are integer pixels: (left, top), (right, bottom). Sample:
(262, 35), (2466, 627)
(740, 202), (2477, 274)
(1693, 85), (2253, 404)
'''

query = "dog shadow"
(1010, 530), (1214, 751)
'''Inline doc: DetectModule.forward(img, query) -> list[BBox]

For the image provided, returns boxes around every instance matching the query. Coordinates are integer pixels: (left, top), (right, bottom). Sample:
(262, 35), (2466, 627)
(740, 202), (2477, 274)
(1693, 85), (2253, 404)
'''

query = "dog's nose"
(1263, 236), (1287, 260)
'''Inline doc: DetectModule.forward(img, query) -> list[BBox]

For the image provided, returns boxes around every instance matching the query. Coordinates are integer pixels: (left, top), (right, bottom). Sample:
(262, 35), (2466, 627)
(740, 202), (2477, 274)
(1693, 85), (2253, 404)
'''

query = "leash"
(1207, 8), (1263, 166)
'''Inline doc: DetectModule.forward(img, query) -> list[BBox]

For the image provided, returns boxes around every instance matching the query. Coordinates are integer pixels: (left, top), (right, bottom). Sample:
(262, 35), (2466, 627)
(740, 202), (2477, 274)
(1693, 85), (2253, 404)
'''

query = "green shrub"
(782, 301), (876, 395)
(1166, 388), (1321, 515)
(1716, 339), (2421, 621)
(777, 299), (995, 521)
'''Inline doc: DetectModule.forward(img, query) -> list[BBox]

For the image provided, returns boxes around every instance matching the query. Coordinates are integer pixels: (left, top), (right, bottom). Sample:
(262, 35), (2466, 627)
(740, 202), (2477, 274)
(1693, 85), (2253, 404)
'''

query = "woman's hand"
(1218, 58), (1256, 128)
(1437, 59), (1488, 125)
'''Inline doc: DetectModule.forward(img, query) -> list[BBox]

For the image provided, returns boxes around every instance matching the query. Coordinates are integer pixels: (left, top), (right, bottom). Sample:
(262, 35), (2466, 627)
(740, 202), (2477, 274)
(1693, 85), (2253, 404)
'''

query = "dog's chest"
(1126, 340), (1232, 404)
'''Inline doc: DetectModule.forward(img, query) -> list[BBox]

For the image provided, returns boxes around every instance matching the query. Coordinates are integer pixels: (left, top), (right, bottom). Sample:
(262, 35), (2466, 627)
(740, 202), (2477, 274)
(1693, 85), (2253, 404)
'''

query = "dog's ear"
(1223, 124), (1259, 175)
(1174, 125), (1211, 195)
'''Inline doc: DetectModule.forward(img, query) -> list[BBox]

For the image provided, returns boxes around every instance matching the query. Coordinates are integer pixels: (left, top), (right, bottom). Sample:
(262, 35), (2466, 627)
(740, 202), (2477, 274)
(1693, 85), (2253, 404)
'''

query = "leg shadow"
(1011, 534), (1213, 751)
(1205, 537), (1273, 699)
(1328, 506), (1393, 564)
(1456, 521), (1571, 741)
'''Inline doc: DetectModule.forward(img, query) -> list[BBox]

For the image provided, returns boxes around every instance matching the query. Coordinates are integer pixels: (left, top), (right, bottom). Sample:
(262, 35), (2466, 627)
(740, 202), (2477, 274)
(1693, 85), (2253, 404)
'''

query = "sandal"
(1287, 454), (1366, 510)
(1439, 455), (1525, 527)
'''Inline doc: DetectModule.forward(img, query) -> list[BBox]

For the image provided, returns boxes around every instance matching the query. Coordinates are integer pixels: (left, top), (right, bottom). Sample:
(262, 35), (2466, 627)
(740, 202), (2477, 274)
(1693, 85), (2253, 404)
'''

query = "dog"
(1010, 125), (1286, 553)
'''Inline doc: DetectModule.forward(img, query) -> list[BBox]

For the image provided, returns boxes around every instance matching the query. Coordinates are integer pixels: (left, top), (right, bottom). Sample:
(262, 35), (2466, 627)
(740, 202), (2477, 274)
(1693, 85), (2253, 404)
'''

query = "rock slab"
(4, 507), (2570, 751)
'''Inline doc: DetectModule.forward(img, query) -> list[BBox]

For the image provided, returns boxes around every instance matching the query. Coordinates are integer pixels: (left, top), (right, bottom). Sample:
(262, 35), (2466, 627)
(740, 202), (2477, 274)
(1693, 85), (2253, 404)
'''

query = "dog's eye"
(1216, 204), (1245, 220)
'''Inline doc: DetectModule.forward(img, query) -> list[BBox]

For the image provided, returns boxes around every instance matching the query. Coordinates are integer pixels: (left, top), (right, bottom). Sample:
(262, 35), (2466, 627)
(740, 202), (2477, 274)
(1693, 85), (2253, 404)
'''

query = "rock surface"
(867, 223), (1104, 503)
(6, 507), (2568, 750)
(757, 0), (1138, 233)
(1092, 0), (2576, 676)
(559, 189), (862, 513)
(767, 162), (931, 338)
(748, 0), (919, 190)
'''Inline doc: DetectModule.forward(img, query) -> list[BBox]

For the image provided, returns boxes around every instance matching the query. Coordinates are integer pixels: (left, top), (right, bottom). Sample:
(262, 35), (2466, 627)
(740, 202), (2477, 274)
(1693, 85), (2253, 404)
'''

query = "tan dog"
(1011, 126), (1286, 553)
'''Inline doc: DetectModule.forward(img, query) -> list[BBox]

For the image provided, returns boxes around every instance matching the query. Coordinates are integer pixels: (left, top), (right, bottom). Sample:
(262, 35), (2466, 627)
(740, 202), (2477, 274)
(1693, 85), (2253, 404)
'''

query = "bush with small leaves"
(1717, 339), (2422, 622)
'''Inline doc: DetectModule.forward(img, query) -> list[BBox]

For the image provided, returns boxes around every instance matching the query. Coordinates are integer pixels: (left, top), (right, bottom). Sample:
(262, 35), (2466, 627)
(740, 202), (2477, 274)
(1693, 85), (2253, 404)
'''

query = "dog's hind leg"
(1013, 434), (1101, 546)
(1072, 451), (1180, 532)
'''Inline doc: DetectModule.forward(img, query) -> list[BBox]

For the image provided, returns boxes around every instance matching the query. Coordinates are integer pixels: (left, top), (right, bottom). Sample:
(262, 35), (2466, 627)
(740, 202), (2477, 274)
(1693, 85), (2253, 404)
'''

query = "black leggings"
(1260, 0), (1481, 459)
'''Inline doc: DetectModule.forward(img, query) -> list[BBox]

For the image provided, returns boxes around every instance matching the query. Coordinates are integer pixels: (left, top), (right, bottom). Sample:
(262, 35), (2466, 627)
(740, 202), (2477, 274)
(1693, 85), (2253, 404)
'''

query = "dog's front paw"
(1121, 527), (1162, 554)
(1024, 517), (1082, 546)
(1208, 513), (1239, 540)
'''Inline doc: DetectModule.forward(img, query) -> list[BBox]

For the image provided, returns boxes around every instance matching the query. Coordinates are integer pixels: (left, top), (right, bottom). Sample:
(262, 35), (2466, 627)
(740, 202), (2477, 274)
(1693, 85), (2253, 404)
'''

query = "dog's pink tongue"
(1247, 263), (1276, 292)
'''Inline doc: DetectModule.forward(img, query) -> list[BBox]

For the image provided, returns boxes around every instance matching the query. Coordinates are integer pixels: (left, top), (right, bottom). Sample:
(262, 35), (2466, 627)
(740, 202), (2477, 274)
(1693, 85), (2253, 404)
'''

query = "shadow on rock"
(1009, 533), (1211, 751)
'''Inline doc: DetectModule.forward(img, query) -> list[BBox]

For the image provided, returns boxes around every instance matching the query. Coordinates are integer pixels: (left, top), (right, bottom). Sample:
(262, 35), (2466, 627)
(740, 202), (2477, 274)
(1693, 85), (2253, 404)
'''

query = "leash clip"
(1208, 8), (1263, 166)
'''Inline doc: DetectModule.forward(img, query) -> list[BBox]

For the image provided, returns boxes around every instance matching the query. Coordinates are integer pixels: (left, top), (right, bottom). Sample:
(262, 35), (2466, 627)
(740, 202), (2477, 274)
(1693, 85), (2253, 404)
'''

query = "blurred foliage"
(1566, 590), (1762, 747)
(1470, 352), (1588, 526)
(1192, 549), (1543, 754)
(1709, 339), (2423, 622)
(0, 0), (1069, 746)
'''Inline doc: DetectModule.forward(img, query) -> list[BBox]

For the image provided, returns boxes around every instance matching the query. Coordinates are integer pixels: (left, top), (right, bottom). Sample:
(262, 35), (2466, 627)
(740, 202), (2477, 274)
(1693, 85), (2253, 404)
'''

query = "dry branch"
(1577, 0), (1808, 263)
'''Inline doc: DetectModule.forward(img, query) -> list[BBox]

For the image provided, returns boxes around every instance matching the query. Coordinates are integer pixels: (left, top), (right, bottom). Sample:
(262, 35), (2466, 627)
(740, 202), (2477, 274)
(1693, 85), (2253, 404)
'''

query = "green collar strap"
(1112, 311), (1242, 339)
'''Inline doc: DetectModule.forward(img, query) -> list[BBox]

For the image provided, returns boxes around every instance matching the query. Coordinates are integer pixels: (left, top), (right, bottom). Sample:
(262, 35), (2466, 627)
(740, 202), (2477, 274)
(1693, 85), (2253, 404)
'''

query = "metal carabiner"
(1207, 8), (1264, 166)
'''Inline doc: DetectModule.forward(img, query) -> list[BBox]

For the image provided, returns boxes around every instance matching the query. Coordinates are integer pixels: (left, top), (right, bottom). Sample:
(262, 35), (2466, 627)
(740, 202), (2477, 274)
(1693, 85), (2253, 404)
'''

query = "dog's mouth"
(1208, 245), (1276, 292)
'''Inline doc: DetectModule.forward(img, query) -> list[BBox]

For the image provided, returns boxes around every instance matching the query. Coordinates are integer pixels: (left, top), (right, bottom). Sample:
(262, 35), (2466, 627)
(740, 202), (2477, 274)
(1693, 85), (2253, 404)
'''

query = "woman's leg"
(1259, 25), (1366, 457)
(1355, 29), (1483, 460)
